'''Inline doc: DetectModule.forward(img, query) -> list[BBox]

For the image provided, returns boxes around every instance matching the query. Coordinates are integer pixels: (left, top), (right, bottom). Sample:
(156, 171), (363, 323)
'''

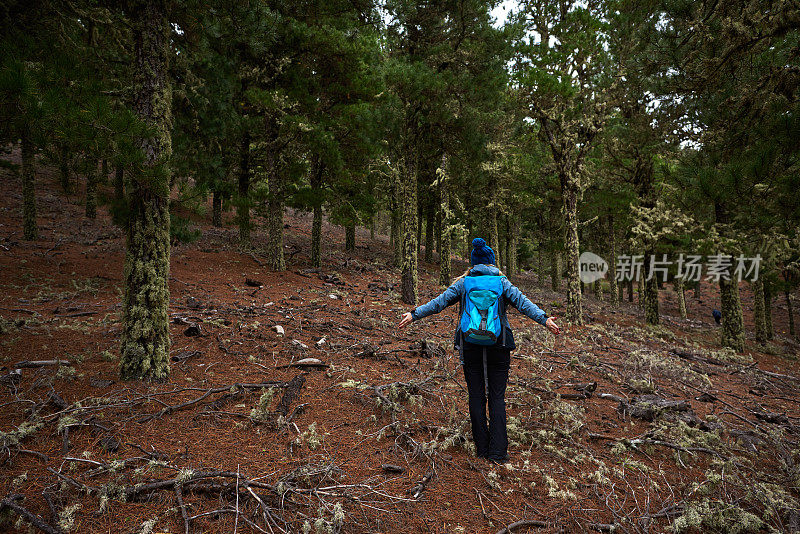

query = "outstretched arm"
(502, 278), (560, 335)
(398, 280), (463, 329)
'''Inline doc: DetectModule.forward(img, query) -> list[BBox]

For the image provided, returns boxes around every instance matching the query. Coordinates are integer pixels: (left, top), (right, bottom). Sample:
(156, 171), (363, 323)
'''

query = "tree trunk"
(401, 157), (418, 304)
(424, 192), (435, 263)
(237, 130), (250, 247)
(59, 143), (73, 195)
(720, 276), (745, 352)
(643, 251), (659, 325)
(487, 204), (499, 269)
(538, 248), (546, 288)
(266, 167), (285, 271)
(498, 215), (507, 271)
(593, 280), (602, 300)
(675, 276), (687, 319)
(561, 172), (582, 324)
(627, 279), (634, 302)
(391, 168), (402, 268)
(101, 158), (108, 184)
(764, 280), (774, 340)
(85, 159), (98, 219)
(20, 133), (37, 240)
(212, 189), (222, 227)
(753, 279), (767, 344)
(120, 0), (172, 381)
(434, 201), (441, 256)
(416, 187), (423, 257)
(114, 164), (124, 203)
(787, 289), (795, 337)
(608, 216), (618, 306)
(508, 216), (519, 276)
(311, 162), (323, 268)
(438, 162), (451, 287)
(345, 223), (355, 252)
(551, 251), (560, 291)
(637, 277), (644, 308)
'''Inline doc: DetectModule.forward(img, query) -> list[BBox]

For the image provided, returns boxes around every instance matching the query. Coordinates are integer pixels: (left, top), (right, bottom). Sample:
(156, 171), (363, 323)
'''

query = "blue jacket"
(411, 264), (549, 350)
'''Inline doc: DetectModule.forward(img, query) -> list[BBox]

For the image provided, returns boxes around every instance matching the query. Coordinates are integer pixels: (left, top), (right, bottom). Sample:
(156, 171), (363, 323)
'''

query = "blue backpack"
(460, 275), (505, 345)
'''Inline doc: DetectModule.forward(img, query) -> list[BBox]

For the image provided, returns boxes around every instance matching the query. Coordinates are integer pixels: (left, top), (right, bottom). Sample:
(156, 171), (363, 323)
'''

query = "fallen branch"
(0, 494), (62, 534)
(495, 519), (548, 533)
(139, 382), (290, 423)
(410, 471), (435, 500)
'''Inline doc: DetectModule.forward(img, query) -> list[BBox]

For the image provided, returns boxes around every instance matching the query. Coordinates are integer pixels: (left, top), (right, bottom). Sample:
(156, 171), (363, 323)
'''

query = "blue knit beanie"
(470, 238), (496, 266)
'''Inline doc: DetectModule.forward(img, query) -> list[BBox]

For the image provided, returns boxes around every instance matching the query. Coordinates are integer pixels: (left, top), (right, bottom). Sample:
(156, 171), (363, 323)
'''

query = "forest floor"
(1, 161), (800, 534)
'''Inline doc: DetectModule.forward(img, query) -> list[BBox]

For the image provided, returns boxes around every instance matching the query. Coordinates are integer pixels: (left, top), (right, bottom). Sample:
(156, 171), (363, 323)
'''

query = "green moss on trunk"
(608, 216), (618, 306)
(266, 170), (285, 271)
(643, 252), (659, 325)
(720, 277), (745, 352)
(764, 281), (773, 340)
(424, 194), (434, 263)
(120, 0), (172, 381)
(391, 167), (402, 268)
(400, 158), (418, 305)
(508, 217), (519, 276)
(438, 165), (451, 287)
(752, 279), (766, 344)
(561, 175), (582, 324)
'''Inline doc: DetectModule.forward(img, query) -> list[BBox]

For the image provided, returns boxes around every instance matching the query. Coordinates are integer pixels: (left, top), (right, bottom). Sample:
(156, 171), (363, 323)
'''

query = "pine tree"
(400, 155), (419, 304)
(119, 0), (173, 381)
(753, 279), (767, 344)
(512, 0), (614, 325)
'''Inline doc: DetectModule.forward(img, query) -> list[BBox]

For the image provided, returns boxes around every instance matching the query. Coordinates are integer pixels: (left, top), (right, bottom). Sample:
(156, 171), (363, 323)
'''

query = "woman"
(398, 238), (560, 462)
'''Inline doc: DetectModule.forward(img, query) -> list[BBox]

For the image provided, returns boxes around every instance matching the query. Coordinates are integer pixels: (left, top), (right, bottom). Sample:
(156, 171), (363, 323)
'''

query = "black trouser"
(461, 342), (510, 460)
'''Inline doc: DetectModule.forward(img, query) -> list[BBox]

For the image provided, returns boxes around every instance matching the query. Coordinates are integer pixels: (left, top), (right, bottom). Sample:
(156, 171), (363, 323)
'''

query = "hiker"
(398, 238), (560, 462)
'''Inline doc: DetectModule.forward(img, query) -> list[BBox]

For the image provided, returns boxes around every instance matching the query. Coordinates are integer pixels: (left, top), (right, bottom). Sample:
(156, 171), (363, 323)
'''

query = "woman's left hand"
(545, 317), (561, 335)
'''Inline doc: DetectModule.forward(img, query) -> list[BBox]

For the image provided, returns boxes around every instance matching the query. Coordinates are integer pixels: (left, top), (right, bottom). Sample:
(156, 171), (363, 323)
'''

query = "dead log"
(617, 395), (690, 421)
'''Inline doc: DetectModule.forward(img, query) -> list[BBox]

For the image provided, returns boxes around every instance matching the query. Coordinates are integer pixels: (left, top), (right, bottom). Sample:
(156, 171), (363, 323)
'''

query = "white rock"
(273, 325), (285, 336)
(328, 294), (339, 300)
(315, 336), (326, 347)
(291, 339), (309, 350)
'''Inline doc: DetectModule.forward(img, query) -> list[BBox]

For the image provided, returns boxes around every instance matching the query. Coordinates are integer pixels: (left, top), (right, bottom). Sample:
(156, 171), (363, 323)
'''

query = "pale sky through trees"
(490, 0), (516, 27)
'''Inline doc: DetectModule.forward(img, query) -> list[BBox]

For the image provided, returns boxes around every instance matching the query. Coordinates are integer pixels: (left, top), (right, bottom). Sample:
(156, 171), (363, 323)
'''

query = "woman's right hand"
(545, 317), (561, 335)
(398, 312), (413, 329)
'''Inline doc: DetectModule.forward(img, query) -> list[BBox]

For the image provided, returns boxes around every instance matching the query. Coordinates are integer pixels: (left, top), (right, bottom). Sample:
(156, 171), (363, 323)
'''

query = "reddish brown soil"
(1, 158), (799, 534)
